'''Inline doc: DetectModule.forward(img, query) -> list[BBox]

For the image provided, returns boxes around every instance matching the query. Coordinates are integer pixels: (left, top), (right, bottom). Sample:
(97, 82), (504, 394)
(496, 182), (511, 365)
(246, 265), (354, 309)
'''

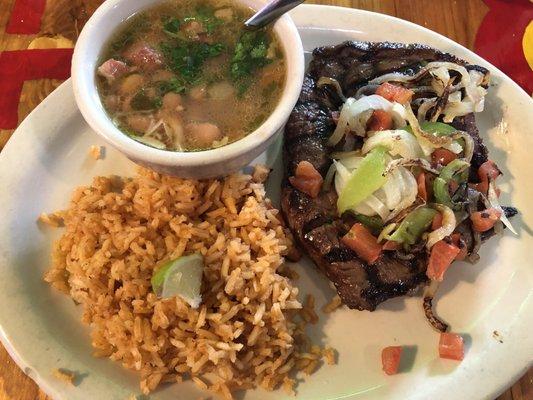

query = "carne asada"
(281, 41), (518, 331)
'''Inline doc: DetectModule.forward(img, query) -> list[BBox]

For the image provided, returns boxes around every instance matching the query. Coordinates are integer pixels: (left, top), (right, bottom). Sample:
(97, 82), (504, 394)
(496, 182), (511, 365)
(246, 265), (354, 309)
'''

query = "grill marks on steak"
(281, 41), (493, 311)
(281, 177), (429, 311)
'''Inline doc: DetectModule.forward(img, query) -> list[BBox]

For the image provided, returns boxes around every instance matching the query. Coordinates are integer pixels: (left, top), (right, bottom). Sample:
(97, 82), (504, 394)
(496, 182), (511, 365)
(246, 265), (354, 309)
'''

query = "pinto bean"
(126, 114), (152, 133)
(162, 92), (183, 110)
(185, 122), (222, 148)
(119, 74), (144, 95)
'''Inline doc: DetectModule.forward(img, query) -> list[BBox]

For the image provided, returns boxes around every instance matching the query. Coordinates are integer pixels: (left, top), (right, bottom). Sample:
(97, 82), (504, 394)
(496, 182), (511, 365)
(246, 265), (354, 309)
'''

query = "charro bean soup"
(96, 0), (285, 151)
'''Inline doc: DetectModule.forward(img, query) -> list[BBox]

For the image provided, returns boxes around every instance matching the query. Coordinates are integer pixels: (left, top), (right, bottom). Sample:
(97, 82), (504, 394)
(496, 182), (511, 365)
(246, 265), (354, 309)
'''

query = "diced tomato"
(417, 172), (428, 202)
(471, 160), (502, 194)
(367, 110), (393, 131)
(427, 240), (460, 281)
(431, 212), (443, 230)
(382, 346), (403, 375)
(288, 161), (323, 198)
(451, 233), (468, 261)
(382, 240), (400, 251)
(470, 208), (502, 232)
(376, 82), (414, 104)
(439, 332), (464, 361)
(341, 223), (383, 264)
(478, 160), (501, 183)
(469, 181), (488, 194)
(432, 148), (457, 166)
(97, 58), (129, 82)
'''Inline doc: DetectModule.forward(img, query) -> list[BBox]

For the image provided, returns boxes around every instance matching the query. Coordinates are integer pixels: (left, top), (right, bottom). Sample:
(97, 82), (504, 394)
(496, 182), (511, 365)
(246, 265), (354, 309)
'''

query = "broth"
(96, 0), (285, 151)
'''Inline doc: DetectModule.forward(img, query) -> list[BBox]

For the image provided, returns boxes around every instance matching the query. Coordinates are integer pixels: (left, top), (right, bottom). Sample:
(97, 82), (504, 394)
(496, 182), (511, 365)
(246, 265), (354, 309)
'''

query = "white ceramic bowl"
(72, 0), (304, 178)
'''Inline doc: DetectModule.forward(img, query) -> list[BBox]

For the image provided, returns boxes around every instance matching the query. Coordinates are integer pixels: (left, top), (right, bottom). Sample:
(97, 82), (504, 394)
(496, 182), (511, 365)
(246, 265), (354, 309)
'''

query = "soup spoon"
(245, 0), (306, 29)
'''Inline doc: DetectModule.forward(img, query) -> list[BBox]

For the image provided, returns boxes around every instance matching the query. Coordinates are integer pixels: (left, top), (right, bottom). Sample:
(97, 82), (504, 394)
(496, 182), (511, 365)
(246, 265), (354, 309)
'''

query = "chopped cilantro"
(130, 90), (161, 110)
(230, 30), (271, 94)
(163, 17), (181, 35)
(184, 5), (222, 34)
(161, 41), (224, 82)
(157, 77), (186, 95)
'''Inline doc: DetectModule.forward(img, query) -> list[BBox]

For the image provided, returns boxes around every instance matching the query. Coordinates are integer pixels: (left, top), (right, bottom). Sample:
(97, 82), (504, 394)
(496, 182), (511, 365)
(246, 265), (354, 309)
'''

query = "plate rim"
(0, 5), (531, 400)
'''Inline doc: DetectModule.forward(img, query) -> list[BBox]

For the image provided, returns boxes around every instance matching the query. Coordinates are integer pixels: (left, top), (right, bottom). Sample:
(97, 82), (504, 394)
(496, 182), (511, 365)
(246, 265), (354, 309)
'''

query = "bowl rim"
(71, 0), (304, 167)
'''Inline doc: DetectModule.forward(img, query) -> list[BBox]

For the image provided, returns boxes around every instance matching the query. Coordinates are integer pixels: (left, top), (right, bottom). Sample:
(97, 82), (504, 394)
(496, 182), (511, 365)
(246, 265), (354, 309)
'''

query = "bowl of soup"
(72, 0), (304, 178)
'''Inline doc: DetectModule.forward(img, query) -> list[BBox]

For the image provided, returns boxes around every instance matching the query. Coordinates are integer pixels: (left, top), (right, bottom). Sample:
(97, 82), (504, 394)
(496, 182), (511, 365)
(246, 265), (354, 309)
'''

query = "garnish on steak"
(281, 41), (518, 330)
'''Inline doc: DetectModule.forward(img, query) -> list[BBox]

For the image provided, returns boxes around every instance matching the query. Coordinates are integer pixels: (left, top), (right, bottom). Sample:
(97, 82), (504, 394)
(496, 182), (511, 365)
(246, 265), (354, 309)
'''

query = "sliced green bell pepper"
(387, 207), (438, 245)
(433, 159), (470, 209)
(352, 214), (384, 236)
(337, 146), (388, 214)
(403, 121), (457, 137)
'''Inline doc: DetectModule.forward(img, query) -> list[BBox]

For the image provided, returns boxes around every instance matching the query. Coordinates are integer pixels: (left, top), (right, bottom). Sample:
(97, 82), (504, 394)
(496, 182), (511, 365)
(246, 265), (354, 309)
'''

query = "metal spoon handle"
(245, 0), (305, 29)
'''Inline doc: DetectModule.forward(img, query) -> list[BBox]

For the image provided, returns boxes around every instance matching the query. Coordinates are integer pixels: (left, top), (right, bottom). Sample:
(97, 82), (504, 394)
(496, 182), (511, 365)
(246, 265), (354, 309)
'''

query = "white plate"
(0, 5), (532, 400)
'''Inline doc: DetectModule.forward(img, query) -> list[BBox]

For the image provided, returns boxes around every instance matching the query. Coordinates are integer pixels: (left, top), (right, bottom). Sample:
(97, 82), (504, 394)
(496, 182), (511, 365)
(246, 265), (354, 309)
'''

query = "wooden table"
(0, 0), (531, 398)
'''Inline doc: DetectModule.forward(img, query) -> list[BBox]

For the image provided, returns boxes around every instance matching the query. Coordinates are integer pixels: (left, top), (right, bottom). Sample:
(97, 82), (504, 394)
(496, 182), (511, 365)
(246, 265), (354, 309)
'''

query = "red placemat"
(475, 0), (533, 95)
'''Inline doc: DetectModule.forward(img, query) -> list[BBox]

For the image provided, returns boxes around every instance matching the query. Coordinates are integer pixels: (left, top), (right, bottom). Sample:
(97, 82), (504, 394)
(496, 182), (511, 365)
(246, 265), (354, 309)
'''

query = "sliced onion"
(362, 129), (425, 159)
(323, 162), (337, 191)
(355, 194), (390, 220)
(317, 76), (347, 102)
(487, 181), (517, 235)
(328, 95), (397, 146)
(380, 168), (403, 209)
(391, 103), (408, 128)
(426, 204), (456, 249)
(339, 156), (363, 170)
(442, 101), (476, 123)
(429, 66), (451, 95)
(385, 167), (418, 221)
(453, 131), (475, 162)
(384, 158), (440, 175)
(354, 84), (380, 99)
(404, 104), (454, 156)
(369, 62), (468, 87)
(377, 223), (397, 243)
(146, 118), (163, 135)
(423, 280), (449, 332)
(132, 135), (166, 149)
(417, 98), (437, 122)
(333, 160), (351, 195)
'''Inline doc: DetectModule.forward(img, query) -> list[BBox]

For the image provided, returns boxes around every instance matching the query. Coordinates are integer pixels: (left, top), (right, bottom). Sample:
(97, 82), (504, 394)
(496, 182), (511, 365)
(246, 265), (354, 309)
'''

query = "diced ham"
(289, 161), (323, 198)
(97, 58), (129, 82)
(123, 41), (163, 71)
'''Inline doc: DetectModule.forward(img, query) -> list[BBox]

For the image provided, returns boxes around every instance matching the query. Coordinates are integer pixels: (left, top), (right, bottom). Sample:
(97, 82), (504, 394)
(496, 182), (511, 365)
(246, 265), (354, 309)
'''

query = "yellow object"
(28, 35), (73, 50)
(522, 20), (533, 72)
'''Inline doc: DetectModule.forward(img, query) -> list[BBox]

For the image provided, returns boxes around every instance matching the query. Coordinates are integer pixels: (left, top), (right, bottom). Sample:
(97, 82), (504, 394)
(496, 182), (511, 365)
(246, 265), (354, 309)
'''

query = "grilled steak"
(281, 41), (517, 311)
